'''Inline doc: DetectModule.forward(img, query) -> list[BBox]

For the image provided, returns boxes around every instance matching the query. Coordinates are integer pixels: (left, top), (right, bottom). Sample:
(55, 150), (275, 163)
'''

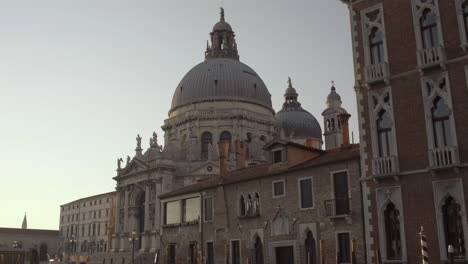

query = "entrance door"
(275, 246), (294, 264)
(333, 172), (349, 215)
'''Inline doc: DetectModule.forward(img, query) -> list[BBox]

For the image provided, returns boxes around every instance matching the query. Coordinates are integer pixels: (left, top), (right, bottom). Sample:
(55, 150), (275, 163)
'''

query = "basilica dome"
(169, 7), (273, 113)
(170, 58), (272, 112)
(276, 78), (322, 139)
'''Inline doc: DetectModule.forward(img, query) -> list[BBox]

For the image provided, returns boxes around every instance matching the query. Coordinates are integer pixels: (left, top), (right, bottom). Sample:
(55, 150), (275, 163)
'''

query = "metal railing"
(324, 198), (351, 217)
(364, 62), (389, 84)
(372, 155), (398, 176)
(417, 45), (445, 68)
(429, 146), (459, 168)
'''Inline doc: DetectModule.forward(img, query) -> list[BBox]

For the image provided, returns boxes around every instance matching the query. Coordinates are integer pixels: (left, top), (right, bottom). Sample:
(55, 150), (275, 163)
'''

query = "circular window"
(207, 166), (213, 172)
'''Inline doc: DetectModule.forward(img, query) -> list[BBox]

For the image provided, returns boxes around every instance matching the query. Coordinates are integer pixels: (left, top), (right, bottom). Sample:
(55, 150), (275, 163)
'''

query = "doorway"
(275, 246), (294, 264)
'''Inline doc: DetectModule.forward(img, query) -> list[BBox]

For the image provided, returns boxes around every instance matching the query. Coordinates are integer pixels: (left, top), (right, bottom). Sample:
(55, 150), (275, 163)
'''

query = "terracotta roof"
(263, 138), (326, 153)
(159, 144), (360, 199)
(0, 228), (59, 236)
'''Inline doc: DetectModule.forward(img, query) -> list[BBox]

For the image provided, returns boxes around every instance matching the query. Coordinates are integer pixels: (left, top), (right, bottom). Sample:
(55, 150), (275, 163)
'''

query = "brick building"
(59, 191), (116, 263)
(339, 0), (468, 262)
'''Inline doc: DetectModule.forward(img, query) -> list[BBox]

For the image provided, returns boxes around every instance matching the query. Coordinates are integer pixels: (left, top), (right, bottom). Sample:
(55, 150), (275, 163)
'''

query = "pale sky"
(0, 0), (355, 230)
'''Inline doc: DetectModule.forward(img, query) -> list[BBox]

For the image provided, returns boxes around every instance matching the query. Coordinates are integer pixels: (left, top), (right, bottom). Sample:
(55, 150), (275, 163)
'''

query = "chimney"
(337, 113), (351, 146)
(235, 140), (246, 169)
(217, 140), (230, 176)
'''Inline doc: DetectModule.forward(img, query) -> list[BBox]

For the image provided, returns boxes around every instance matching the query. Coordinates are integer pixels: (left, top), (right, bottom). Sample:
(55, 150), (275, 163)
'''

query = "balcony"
(364, 62), (389, 84)
(417, 45), (446, 70)
(373, 155), (399, 177)
(429, 146), (459, 169)
(324, 198), (351, 217)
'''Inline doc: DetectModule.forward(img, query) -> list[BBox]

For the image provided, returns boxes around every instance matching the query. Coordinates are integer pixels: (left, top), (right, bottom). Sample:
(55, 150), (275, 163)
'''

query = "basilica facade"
(108, 8), (347, 262)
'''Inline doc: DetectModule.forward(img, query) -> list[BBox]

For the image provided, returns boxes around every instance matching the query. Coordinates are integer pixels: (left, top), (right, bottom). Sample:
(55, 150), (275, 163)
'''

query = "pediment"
(120, 158), (150, 175)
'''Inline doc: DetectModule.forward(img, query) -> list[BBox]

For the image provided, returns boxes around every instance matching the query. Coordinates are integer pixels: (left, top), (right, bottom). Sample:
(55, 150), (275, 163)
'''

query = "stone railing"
(364, 62), (389, 84)
(429, 146), (459, 168)
(417, 45), (445, 69)
(373, 155), (398, 176)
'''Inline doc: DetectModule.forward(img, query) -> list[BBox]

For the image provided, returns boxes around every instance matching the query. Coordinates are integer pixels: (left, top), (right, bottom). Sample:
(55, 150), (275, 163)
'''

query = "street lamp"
(69, 234), (76, 262)
(128, 231), (138, 264)
(448, 244), (455, 264)
(12, 241), (19, 248)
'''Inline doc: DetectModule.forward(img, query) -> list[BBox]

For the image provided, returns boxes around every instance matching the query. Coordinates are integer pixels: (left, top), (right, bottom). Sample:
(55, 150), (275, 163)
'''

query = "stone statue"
(136, 134), (142, 149)
(149, 132), (158, 147)
(117, 158), (123, 170)
(280, 128), (285, 139)
(126, 155), (131, 166)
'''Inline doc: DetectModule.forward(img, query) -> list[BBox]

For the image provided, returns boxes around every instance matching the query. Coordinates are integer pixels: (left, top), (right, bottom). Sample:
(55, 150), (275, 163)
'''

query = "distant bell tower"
(322, 83), (348, 149)
(21, 212), (27, 229)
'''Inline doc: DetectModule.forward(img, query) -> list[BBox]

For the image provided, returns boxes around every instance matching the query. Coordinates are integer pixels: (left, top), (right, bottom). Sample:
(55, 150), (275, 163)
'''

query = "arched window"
(305, 231), (316, 264)
(246, 194), (252, 215)
(252, 193), (260, 215)
(331, 118), (335, 130)
(254, 236), (264, 264)
(377, 109), (393, 157)
(431, 97), (452, 148)
(384, 202), (402, 260)
(220, 131), (232, 151)
(201, 132), (213, 160)
(246, 133), (252, 158)
(240, 196), (246, 216)
(326, 119), (331, 131)
(369, 27), (384, 64)
(420, 9), (439, 49)
(442, 196), (465, 257)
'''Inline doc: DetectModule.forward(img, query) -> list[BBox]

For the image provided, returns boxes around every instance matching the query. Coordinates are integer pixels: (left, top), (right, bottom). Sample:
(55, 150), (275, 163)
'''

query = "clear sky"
(0, 0), (355, 230)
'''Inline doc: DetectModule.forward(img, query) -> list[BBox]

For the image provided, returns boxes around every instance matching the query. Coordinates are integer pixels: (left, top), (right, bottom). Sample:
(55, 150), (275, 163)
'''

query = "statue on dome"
(117, 158), (123, 170)
(126, 155), (131, 166)
(136, 134), (142, 149)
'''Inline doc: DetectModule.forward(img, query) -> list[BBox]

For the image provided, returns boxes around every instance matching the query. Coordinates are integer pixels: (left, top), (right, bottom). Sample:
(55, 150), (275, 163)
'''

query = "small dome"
(326, 84), (342, 108)
(276, 78), (322, 139)
(213, 21), (232, 31)
(276, 108), (322, 139)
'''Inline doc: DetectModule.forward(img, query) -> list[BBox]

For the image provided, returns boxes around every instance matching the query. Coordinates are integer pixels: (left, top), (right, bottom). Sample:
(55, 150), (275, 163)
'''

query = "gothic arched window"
(369, 27), (384, 64)
(420, 9), (439, 49)
(246, 194), (252, 215)
(254, 236), (264, 264)
(442, 196), (465, 257)
(252, 193), (260, 215)
(201, 132), (213, 160)
(377, 109), (393, 157)
(240, 196), (246, 216)
(305, 231), (316, 264)
(431, 97), (452, 148)
(384, 202), (402, 260)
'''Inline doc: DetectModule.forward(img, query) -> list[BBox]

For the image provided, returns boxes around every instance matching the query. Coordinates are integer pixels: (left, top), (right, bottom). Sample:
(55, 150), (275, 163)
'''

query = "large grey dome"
(170, 58), (273, 112)
(276, 78), (322, 139)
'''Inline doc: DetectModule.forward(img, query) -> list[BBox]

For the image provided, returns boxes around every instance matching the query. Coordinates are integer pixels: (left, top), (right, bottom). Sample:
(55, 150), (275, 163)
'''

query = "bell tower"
(322, 83), (348, 149)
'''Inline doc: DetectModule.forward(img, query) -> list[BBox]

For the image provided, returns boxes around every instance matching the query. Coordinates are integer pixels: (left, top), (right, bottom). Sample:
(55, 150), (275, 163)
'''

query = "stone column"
(151, 183), (162, 252)
(114, 189), (121, 235)
(144, 182), (151, 231)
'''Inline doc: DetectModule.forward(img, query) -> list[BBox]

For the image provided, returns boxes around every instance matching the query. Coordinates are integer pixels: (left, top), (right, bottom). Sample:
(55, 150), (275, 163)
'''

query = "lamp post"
(69, 234), (76, 264)
(128, 231), (138, 264)
(448, 244), (455, 264)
